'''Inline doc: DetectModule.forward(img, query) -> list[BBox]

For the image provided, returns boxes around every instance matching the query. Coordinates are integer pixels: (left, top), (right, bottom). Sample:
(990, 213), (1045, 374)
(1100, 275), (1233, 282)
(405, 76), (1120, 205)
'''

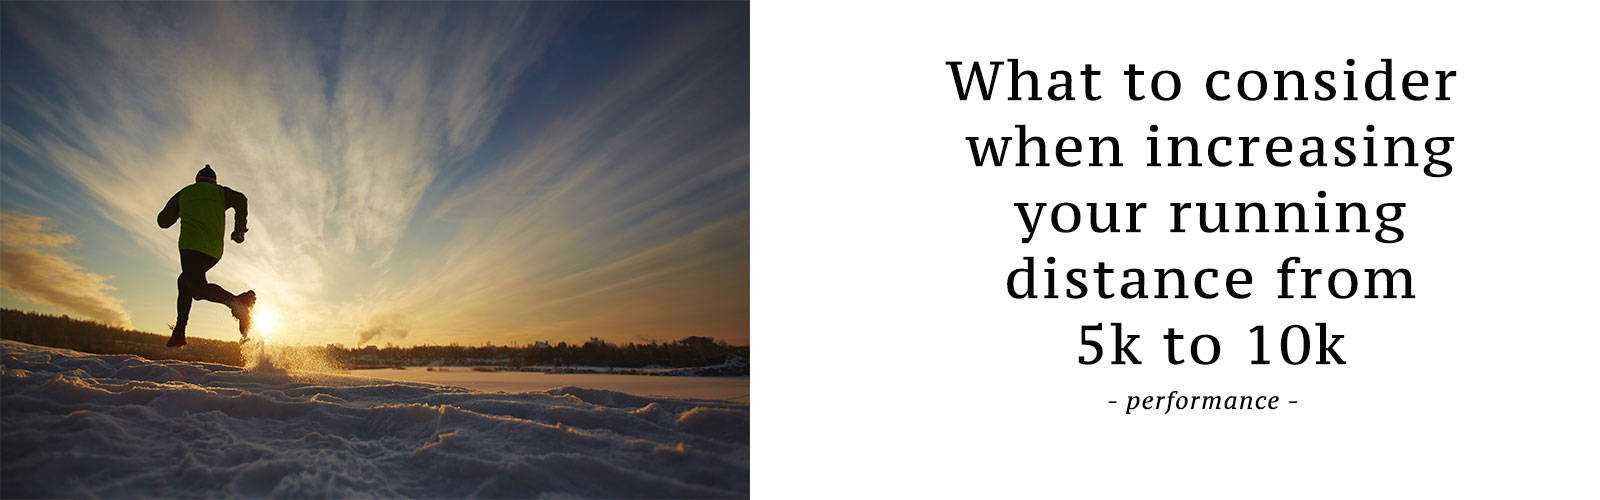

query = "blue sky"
(0, 2), (748, 346)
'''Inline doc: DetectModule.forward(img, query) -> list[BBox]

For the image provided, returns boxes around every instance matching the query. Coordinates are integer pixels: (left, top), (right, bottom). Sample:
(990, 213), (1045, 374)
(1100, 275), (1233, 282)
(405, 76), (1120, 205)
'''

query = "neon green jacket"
(157, 182), (248, 259)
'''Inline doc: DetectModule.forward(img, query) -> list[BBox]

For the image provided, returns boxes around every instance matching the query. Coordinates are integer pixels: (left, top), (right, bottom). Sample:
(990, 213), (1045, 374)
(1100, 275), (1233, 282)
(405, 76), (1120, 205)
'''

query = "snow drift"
(0, 340), (748, 498)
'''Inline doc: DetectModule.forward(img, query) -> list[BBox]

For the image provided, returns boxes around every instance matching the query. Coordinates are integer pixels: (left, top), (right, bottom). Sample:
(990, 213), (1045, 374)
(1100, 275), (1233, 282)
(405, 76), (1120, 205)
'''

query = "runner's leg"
(175, 274), (193, 330)
(179, 249), (234, 305)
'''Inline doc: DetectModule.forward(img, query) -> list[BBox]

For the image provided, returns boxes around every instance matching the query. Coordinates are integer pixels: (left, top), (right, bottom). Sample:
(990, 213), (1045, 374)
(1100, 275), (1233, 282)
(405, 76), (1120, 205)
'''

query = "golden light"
(252, 305), (279, 337)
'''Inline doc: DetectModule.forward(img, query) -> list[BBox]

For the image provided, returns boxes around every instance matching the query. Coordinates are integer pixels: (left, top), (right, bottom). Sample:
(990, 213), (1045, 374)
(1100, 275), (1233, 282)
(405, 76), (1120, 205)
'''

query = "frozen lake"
(353, 367), (750, 403)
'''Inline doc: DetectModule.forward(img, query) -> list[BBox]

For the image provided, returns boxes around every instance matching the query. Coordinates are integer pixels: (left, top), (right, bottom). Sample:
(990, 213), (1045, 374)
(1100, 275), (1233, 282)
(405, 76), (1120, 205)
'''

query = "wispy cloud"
(370, 10), (750, 344)
(2, 3), (748, 345)
(0, 212), (130, 326)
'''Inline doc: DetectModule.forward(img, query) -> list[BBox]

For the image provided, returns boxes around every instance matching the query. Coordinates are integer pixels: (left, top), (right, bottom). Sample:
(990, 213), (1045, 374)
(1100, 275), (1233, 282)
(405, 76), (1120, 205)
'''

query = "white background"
(752, 1), (1597, 498)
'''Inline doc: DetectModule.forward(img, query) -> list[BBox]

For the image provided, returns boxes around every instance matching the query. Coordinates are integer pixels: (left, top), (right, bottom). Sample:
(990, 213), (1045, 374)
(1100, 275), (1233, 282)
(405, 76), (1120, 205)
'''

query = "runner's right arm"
(157, 191), (181, 228)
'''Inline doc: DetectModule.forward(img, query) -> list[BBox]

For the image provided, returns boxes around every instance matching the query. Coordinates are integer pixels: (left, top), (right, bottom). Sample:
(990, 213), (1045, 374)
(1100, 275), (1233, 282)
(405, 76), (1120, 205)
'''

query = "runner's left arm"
(225, 187), (248, 240)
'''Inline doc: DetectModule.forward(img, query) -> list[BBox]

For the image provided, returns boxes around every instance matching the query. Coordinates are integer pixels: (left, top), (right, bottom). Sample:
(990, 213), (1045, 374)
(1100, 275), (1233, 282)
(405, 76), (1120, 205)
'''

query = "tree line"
(1, 308), (244, 365)
(0, 308), (749, 374)
(336, 336), (747, 370)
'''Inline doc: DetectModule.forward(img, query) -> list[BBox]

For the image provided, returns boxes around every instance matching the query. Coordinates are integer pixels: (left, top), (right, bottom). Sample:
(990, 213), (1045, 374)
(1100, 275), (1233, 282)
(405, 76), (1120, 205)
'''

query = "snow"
(0, 340), (748, 498)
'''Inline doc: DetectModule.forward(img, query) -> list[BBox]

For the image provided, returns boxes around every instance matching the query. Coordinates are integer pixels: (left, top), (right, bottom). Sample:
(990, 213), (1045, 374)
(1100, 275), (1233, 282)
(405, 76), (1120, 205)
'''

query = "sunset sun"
(251, 305), (278, 337)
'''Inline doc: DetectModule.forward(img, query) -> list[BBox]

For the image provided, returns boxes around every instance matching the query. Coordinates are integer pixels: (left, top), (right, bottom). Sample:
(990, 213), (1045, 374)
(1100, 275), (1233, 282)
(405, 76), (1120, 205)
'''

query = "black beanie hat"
(196, 164), (216, 182)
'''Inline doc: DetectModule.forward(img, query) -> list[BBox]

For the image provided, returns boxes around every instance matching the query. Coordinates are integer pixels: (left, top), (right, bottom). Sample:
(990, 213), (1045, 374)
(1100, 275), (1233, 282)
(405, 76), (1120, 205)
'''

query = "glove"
(231, 229), (246, 244)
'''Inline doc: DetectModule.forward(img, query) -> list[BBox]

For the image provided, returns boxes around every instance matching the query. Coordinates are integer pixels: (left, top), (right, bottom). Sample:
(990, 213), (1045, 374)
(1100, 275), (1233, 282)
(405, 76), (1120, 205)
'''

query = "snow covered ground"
(0, 340), (748, 498)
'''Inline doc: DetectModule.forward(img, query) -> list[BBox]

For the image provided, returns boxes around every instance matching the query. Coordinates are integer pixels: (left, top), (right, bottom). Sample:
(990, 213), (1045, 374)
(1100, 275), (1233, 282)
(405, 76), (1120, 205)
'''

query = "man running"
(156, 164), (255, 347)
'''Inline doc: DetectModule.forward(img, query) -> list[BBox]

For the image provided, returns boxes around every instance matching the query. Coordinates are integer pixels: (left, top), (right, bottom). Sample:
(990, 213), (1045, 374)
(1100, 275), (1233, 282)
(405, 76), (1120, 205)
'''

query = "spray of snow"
(240, 338), (341, 375)
(0, 340), (748, 498)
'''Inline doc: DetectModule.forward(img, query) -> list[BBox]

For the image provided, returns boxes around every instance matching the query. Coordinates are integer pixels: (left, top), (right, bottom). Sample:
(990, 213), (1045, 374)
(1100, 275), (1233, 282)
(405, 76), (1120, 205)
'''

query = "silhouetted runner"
(157, 164), (255, 347)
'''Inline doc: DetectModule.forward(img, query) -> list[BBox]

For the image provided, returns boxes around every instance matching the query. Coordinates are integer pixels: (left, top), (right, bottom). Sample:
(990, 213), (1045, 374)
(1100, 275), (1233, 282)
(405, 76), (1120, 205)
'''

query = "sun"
(252, 305), (279, 336)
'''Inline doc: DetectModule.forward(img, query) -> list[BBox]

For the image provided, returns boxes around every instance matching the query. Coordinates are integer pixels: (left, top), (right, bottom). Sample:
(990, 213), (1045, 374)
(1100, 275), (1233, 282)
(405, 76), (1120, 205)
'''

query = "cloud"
(354, 313), (411, 346)
(358, 8), (750, 345)
(0, 212), (131, 326)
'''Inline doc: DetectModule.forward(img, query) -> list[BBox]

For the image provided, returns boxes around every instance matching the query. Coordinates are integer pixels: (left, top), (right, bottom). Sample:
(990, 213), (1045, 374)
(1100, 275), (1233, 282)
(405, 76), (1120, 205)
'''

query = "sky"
(0, 2), (748, 347)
